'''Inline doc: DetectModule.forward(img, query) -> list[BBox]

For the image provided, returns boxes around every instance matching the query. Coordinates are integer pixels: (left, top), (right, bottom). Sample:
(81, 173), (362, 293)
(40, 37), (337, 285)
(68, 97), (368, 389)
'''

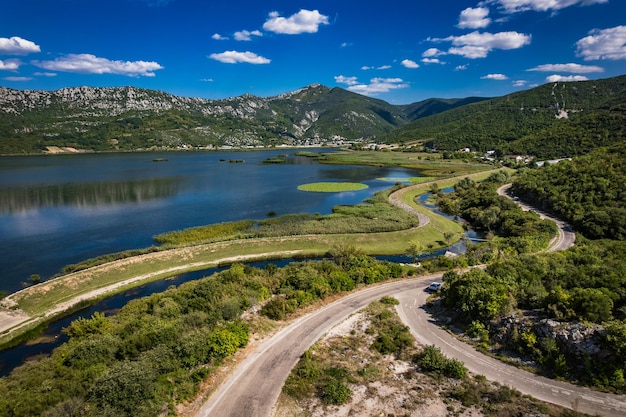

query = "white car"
(426, 282), (442, 292)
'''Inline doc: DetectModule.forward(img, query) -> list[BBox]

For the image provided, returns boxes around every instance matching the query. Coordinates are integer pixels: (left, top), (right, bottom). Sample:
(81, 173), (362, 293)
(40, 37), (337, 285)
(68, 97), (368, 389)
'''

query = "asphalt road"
(497, 183), (576, 252)
(198, 274), (626, 417)
(395, 285), (626, 417)
(196, 276), (436, 417)
(196, 183), (624, 417)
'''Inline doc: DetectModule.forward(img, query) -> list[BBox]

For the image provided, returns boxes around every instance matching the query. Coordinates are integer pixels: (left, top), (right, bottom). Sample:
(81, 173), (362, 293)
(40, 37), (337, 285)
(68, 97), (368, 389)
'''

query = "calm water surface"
(0, 149), (420, 293)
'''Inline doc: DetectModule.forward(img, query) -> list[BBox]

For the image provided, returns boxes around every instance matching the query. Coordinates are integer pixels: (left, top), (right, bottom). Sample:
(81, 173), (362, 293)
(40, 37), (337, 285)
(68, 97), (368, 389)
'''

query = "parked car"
(426, 282), (442, 292)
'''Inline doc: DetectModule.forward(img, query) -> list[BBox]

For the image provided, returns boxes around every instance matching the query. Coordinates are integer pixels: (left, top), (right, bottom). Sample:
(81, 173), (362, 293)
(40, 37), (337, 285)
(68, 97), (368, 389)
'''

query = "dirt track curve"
(196, 183), (626, 417)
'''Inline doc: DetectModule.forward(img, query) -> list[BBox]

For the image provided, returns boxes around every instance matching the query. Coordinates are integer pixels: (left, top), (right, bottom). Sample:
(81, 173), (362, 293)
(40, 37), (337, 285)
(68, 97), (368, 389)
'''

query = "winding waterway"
(0, 149), (436, 375)
(0, 149), (420, 294)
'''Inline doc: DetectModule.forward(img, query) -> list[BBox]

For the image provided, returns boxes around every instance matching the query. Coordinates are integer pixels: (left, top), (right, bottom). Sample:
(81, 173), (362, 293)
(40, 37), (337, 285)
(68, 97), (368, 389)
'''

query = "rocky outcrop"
(491, 312), (609, 366)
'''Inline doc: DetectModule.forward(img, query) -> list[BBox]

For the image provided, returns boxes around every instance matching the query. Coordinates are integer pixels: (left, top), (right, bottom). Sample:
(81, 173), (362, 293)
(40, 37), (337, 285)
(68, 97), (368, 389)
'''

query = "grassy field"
(318, 150), (492, 177)
(297, 182), (369, 192)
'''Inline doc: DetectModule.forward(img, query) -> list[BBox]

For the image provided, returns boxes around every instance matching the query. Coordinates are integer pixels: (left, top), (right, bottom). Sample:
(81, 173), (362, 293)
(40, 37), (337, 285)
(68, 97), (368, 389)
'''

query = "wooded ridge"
(2, 74), (623, 157)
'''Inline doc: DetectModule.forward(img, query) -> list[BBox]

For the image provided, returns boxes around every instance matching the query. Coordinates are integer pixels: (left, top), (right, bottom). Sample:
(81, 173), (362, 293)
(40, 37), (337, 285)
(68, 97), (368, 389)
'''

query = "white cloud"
(545, 74), (589, 82)
(458, 7), (491, 29)
(336, 77), (409, 96)
(234, 30), (263, 41)
(32, 54), (163, 77)
(481, 73), (509, 80)
(447, 46), (490, 59)
(34, 72), (57, 77)
(263, 9), (329, 35)
(455, 65), (468, 71)
(200, 78), (214, 82)
(3, 76), (32, 81)
(421, 58), (444, 64)
(401, 59), (419, 69)
(491, 0), (607, 13)
(361, 65), (392, 70)
(0, 36), (41, 55)
(209, 50), (270, 64)
(0, 58), (22, 71)
(448, 31), (531, 49)
(422, 48), (445, 58)
(527, 63), (604, 72)
(432, 31), (531, 58)
(212, 33), (228, 41)
(576, 26), (626, 61)
(334, 75), (358, 85)
(513, 80), (528, 87)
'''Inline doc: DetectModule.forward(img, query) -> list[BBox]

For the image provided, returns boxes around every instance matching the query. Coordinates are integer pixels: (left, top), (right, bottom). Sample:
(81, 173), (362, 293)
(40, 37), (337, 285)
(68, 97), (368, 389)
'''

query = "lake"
(0, 149), (421, 294)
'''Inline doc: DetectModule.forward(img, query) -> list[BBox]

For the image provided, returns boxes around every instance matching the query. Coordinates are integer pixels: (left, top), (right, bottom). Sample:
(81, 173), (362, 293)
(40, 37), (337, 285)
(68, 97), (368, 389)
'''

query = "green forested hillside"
(512, 146), (626, 240)
(269, 86), (409, 138)
(385, 75), (626, 158)
(399, 96), (489, 120)
(0, 85), (412, 154)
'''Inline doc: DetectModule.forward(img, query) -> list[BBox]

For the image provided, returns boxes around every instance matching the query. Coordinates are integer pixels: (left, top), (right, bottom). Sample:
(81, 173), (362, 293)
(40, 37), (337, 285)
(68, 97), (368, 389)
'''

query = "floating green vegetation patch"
(297, 182), (369, 193)
(262, 157), (287, 164)
(295, 151), (324, 158)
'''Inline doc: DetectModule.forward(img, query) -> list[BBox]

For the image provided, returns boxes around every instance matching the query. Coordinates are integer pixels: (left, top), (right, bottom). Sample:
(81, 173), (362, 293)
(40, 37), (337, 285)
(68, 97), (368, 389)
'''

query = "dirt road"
(196, 275), (438, 417)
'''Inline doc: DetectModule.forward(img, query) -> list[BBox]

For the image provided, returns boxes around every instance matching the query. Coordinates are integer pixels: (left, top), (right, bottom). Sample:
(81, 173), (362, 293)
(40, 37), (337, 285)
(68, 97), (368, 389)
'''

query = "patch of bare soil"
(270, 302), (589, 417)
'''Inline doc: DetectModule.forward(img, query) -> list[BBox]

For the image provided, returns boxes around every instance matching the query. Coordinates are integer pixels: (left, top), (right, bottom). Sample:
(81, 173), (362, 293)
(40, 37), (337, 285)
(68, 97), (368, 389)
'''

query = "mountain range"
(1, 74), (624, 158)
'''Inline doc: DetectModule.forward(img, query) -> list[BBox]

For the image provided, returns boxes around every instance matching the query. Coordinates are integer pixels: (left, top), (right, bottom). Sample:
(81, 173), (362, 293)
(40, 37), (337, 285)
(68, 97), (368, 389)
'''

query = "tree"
(63, 312), (110, 339)
(569, 287), (614, 323)
(442, 269), (515, 322)
(405, 242), (421, 262)
(444, 232), (456, 245)
(90, 359), (158, 415)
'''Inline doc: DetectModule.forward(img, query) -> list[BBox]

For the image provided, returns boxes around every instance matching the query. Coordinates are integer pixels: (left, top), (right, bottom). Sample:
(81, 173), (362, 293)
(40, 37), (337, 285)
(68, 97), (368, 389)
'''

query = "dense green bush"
(318, 377), (351, 405)
(414, 345), (467, 379)
(260, 257), (405, 321)
(442, 269), (515, 321)
(0, 256), (411, 416)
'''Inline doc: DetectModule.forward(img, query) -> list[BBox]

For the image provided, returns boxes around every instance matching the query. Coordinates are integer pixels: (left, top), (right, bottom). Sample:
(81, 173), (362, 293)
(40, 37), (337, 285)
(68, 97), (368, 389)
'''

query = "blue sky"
(1, 0), (625, 104)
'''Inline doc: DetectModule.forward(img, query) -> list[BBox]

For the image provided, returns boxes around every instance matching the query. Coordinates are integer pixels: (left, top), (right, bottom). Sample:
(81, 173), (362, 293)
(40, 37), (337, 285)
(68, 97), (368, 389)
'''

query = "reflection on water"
(0, 150), (421, 295)
(0, 178), (181, 213)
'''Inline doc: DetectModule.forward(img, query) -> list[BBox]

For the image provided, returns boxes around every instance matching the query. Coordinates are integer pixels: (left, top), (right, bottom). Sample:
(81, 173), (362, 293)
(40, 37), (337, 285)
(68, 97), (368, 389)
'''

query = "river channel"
(0, 149), (481, 376)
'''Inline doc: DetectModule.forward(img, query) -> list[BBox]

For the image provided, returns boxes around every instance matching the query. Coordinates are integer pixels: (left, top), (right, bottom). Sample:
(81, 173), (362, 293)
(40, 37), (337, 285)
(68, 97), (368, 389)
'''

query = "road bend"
(196, 182), (622, 417)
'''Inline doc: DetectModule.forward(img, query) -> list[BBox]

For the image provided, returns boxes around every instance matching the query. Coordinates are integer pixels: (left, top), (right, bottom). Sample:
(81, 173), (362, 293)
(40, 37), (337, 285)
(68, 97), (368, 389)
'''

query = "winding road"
(196, 183), (626, 417)
(497, 183), (576, 252)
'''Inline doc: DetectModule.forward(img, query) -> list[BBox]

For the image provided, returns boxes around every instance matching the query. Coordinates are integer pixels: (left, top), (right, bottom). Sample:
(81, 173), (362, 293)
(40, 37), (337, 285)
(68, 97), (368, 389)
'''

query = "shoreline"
(0, 168), (502, 346)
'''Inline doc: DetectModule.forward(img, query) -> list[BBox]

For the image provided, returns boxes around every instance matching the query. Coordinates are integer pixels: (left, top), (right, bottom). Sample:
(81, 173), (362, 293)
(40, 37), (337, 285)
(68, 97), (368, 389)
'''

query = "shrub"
(466, 320), (489, 342)
(415, 345), (467, 379)
(261, 296), (297, 320)
(379, 296), (400, 306)
(318, 379), (351, 405)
